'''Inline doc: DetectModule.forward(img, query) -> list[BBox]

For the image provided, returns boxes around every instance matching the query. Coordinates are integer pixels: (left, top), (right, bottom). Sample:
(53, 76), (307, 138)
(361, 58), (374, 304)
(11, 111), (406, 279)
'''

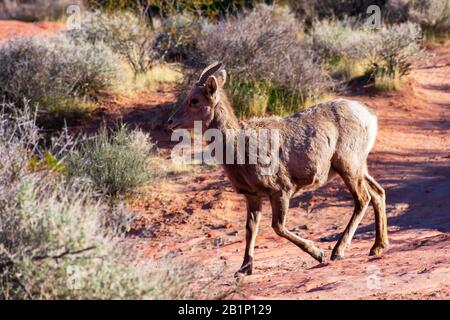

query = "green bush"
(67, 125), (155, 196)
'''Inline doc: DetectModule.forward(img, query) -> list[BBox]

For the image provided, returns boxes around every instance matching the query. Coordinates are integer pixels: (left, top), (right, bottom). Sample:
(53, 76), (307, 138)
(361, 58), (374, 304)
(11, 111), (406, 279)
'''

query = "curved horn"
(196, 61), (223, 86)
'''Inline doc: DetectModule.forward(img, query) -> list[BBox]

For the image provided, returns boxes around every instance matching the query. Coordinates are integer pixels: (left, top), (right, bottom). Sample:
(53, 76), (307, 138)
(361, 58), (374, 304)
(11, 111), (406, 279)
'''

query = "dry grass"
(374, 73), (402, 91)
(115, 63), (183, 96)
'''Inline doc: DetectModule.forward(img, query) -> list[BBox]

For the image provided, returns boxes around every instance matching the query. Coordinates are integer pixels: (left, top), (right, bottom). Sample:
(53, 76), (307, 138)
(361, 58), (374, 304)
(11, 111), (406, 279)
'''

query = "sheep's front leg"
(270, 191), (325, 263)
(236, 195), (262, 276)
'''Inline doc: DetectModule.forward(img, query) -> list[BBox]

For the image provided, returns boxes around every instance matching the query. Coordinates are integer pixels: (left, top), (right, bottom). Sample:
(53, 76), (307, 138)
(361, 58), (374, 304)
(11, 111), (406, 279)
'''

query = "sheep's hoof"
(331, 251), (345, 261)
(235, 259), (253, 277)
(316, 250), (327, 264)
(234, 267), (252, 278)
(369, 243), (388, 256)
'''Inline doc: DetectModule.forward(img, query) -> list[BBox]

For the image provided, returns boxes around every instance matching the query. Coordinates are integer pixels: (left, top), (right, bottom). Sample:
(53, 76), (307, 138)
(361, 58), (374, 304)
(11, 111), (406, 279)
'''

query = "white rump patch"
(345, 100), (378, 154)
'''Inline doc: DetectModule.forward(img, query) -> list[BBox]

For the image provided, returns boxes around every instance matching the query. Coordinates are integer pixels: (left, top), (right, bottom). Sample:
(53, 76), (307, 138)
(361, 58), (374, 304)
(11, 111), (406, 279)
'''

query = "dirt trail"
(131, 45), (450, 299)
(1, 21), (448, 299)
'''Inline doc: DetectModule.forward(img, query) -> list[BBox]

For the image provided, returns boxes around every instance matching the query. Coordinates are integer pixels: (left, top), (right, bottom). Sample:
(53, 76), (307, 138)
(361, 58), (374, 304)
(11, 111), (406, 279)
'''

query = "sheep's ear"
(205, 76), (218, 96)
(217, 69), (227, 87)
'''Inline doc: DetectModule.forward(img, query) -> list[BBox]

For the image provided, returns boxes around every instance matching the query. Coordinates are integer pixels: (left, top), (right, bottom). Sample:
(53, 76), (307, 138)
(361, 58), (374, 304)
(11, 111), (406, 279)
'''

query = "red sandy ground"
(1, 21), (449, 299)
(0, 20), (64, 42)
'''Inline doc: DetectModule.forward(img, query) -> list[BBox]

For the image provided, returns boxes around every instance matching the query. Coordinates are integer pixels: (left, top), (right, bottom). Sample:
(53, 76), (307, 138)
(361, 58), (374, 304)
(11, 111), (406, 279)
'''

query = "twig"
(31, 246), (96, 261)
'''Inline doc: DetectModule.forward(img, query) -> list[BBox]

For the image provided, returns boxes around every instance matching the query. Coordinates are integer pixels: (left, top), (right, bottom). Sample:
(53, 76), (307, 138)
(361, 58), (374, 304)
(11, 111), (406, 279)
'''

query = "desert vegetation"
(0, 1), (443, 121)
(0, 104), (197, 299)
(0, 34), (120, 125)
(0, 0), (449, 300)
(66, 125), (157, 196)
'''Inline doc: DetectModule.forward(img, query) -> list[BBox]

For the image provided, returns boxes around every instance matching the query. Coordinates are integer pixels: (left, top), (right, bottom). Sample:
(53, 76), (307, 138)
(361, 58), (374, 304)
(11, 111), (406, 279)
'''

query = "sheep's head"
(167, 62), (226, 131)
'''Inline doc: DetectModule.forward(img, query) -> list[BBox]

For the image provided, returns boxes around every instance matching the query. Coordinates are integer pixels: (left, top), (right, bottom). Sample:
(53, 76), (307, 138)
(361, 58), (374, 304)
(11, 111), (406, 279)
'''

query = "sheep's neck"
(210, 101), (241, 133)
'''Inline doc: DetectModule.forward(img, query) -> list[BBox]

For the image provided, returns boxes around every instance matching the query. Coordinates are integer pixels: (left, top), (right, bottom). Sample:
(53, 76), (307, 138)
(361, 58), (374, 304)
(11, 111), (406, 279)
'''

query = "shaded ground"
(1, 22), (449, 299)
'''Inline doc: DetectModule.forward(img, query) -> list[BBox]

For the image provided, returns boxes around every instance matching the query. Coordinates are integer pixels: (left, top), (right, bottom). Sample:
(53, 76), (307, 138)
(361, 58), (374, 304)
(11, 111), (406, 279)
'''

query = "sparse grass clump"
(373, 72), (402, 91)
(0, 35), (120, 123)
(200, 4), (334, 117)
(0, 104), (194, 300)
(66, 125), (156, 196)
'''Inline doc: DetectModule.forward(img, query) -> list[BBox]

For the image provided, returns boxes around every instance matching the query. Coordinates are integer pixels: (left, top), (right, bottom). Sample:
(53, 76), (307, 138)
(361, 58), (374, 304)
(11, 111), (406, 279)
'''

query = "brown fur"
(168, 65), (389, 275)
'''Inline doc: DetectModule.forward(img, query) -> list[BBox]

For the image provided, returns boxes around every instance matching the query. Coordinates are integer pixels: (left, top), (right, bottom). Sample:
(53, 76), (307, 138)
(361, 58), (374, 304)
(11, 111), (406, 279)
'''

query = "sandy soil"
(1, 21), (449, 300)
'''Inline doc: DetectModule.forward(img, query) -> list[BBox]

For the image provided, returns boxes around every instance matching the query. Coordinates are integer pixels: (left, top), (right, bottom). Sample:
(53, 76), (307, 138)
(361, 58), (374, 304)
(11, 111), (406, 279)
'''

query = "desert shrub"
(286, 0), (387, 26)
(200, 4), (334, 117)
(86, 0), (259, 20)
(153, 13), (206, 65)
(385, 0), (412, 23)
(0, 103), (193, 299)
(306, 18), (369, 80)
(407, 0), (450, 37)
(0, 35), (120, 121)
(49, 34), (120, 97)
(86, 0), (147, 12)
(308, 19), (425, 88)
(66, 125), (155, 196)
(68, 11), (156, 75)
(359, 22), (425, 88)
(0, 0), (84, 21)
(386, 0), (450, 38)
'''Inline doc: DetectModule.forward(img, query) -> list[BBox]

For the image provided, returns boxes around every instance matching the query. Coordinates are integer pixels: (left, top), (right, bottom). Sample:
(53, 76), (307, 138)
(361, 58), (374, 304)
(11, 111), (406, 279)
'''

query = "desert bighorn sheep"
(167, 62), (389, 275)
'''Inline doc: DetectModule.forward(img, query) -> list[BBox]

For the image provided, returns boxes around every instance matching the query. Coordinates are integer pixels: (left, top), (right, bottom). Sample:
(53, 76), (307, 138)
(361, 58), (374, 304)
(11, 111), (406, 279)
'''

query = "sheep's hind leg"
(365, 173), (389, 256)
(331, 174), (371, 261)
(270, 191), (325, 263)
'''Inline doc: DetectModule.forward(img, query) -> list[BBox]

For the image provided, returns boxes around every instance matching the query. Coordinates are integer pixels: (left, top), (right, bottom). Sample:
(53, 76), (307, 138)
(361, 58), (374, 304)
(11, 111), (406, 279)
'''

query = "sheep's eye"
(190, 98), (199, 106)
